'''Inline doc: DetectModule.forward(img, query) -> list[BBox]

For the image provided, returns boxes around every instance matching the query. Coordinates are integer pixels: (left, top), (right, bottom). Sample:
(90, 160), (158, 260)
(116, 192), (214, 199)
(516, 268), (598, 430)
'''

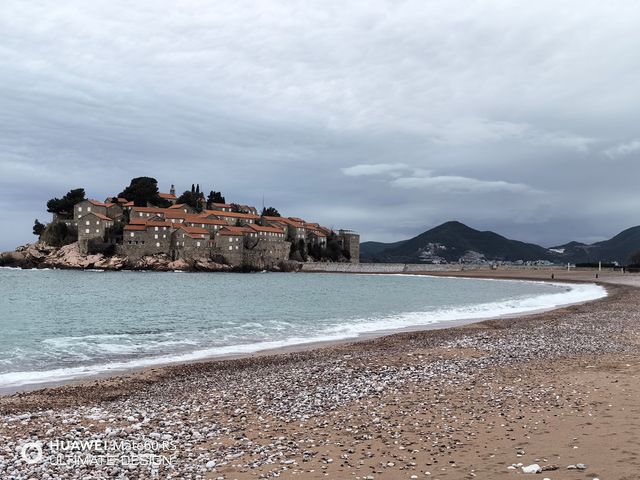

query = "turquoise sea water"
(0, 268), (605, 389)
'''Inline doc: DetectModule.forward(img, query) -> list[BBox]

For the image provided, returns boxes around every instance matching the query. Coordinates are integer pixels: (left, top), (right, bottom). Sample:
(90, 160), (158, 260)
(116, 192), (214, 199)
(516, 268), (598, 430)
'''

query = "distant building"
(65, 184), (359, 266)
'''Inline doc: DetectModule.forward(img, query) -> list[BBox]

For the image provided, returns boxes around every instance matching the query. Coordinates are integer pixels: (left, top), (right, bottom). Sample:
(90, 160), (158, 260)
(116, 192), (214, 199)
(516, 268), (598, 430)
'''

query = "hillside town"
(46, 182), (359, 270)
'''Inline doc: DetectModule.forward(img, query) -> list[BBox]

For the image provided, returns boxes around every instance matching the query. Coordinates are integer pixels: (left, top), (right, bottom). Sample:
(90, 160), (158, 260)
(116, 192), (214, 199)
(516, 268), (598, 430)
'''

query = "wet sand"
(1, 270), (640, 479)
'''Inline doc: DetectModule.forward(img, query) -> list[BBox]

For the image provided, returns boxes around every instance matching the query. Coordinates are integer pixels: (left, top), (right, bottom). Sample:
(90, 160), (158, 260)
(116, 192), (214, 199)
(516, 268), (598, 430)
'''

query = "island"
(1, 177), (360, 271)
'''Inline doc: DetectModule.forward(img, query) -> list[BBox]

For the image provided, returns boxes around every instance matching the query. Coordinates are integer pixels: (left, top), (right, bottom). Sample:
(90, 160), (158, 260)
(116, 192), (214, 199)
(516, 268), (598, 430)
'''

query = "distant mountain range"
(360, 221), (640, 265)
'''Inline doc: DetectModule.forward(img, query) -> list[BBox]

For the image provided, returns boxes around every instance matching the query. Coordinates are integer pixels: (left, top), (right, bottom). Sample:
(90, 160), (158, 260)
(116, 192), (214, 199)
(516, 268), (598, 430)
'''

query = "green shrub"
(40, 223), (78, 247)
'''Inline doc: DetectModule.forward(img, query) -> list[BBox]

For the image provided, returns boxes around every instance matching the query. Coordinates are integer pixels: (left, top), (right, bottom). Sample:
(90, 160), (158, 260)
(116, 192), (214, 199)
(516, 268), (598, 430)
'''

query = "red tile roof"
(247, 224), (286, 234)
(159, 192), (177, 200)
(168, 203), (188, 209)
(218, 226), (252, 236)
(124, 225), (146, 231)
(204, 210), (260, 220)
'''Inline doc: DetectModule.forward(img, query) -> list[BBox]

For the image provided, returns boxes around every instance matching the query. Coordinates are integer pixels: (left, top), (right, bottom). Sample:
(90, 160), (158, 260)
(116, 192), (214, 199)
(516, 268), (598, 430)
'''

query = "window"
(85, 220), (90, 225)
(228, 238), (232, 243)
(96, 221), (99, 225)
(229, 246), (233, 251)
(154, 234), (158, 239)
(78, 207), (82, 212)
(130, 232), (135, 237)
(156, 242), (160, 247)
(87, 207), (91, 212)
(235, 245), (239, 250)
(95, 229), (99, 233)
(85, 228), (90, 233)
(196, 241), (201, 247)
(162, 234), (166, 239)
(155, 226), (158, 231)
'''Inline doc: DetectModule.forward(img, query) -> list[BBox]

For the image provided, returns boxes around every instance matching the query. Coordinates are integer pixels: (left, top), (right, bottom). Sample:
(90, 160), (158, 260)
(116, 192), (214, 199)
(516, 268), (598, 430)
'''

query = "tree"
(177, 190), (204, 212)
(118, 177), (170, 207)
(33, 219), (46, 237)
(261, 207), (280, 217)
(630, 250), (640, 265)
(206, 191), (225, 208)
(40, 223), (78, 247)
(46, 188), (85, 215)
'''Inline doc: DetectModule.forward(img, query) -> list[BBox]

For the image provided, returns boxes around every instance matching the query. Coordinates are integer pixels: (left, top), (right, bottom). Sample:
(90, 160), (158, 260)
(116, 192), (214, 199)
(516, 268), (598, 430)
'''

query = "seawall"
(300, 262), (612, 274)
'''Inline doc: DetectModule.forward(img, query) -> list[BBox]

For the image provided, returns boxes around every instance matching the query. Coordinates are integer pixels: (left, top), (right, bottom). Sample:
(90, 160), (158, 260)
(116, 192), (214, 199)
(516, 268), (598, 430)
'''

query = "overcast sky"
(1, 0), (640, 251)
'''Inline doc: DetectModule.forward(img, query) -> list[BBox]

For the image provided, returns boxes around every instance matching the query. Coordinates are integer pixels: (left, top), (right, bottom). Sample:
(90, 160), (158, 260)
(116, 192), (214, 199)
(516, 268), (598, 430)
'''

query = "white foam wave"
(0, 280), (606, 389)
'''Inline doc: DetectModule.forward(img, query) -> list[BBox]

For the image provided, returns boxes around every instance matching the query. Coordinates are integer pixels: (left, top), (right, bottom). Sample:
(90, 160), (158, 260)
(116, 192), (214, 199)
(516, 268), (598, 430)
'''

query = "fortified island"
(1, 177), (359, 271)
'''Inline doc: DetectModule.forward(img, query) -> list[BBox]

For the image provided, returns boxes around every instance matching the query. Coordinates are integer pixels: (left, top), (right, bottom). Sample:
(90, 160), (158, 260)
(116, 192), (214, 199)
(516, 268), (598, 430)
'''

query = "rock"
(576, 463), (587, 470)
(521, 464), (542, 474)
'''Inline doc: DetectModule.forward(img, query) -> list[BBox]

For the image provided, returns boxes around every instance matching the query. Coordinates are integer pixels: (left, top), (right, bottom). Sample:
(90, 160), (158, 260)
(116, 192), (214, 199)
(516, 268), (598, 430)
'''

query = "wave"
(0, 280), (606, 389)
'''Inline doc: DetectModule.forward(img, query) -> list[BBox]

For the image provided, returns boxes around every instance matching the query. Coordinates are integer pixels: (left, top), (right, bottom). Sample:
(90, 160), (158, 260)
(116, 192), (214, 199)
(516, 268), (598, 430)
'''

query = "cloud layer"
(1, 0), (640, 249)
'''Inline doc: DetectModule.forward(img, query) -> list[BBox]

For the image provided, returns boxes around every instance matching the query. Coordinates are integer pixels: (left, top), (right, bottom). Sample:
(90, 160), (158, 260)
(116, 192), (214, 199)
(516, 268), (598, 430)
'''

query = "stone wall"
(300, 263), (597, 274)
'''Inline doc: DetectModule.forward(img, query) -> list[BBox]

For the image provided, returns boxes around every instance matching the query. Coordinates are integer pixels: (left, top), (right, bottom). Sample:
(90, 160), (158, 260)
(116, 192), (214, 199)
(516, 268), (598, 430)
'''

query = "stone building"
(74, 199), (108, 222)
(78, 212), (114, 253)
(338, 229), (360, 263)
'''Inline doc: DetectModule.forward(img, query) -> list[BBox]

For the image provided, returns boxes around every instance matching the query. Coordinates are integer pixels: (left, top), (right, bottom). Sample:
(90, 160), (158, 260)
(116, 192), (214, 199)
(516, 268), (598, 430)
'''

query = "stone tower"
(338, 229), (360, 264)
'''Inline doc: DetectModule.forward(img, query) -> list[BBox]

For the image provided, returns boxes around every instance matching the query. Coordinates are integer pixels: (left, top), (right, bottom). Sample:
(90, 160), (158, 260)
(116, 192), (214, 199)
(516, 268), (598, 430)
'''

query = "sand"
(1, 270), (640, 479)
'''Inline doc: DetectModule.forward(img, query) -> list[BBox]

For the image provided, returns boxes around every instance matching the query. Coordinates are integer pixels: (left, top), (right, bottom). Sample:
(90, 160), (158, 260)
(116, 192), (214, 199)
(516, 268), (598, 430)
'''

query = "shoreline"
(1, 273), (639, 478)
(0, 274), (605, 396)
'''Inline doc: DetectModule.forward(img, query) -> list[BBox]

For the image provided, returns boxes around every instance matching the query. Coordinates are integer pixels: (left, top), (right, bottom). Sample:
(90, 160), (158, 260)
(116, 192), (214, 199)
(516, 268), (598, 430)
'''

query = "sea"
(0, 268), (606, 390)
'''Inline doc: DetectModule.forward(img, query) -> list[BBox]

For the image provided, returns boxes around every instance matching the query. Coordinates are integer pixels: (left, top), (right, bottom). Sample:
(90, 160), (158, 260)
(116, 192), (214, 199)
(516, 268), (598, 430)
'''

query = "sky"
(1, 0), (640, 251)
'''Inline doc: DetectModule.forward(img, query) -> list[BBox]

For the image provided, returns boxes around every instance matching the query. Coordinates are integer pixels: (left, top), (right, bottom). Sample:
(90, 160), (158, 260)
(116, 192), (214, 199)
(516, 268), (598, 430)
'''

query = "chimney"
(170, 184), (175, 196)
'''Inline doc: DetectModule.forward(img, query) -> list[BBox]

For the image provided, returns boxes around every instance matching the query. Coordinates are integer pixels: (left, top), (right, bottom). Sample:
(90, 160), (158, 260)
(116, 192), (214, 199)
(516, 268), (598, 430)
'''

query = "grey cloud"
(1, 0), (640, 251)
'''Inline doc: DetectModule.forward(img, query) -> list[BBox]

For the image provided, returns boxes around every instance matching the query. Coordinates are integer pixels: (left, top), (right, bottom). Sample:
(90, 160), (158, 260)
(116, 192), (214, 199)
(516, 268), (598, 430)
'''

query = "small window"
(96, 221), (99, 225)
(196, 241), (201, 247)
(228, 246), (233, 251)
(155, 226), (158, 231)
(154, 234), (158, 239)
(85, 220), (90, 225)
(235, 245), (239, 250)
(87, 207), (92, 212)
(130, 232), (135, 237)
(78, 207), (82, 212)
(85, 228), (90, 233)
(156, 242), (160, 247)
(95, 229), (99, 233)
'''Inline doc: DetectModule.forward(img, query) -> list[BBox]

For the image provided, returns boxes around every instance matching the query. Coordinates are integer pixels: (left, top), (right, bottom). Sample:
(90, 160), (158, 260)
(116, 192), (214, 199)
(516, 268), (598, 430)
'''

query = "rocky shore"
(1, 273), (640, 479)
(1, 242), (240, 272)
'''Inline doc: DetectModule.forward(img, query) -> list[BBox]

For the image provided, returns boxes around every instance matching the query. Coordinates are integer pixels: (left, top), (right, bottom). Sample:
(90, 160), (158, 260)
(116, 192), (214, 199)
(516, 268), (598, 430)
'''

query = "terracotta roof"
(163, 210), (189, 219)
(176, 224), (210, 235)
(247, 224), (286, 234)
(212, 202), (233, 208)
(131, 206), (168, 214)
(124, 201), (135, 207)
(85, 199), (108, 207)
(288, 217), (305, 223)
(168, 203), (187, 209)
(218, 226), (252, 236)
(129, 218), (148, 225)
(204, 210), (260, 220)
(159, 192), (177, 200)
(145, 220), (173, 228)
(124, 225), (146, 231)
(184, 216), (228, 226)
(89, 213), (113, 221)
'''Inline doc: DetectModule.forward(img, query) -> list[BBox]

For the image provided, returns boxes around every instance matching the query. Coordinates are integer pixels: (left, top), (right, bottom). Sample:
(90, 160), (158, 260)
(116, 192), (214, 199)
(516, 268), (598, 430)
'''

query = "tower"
(170, 184), (175, 196)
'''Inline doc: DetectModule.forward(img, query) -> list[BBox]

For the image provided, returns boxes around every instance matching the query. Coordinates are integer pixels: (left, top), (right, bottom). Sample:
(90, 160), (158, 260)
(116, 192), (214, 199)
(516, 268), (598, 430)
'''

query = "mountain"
(361, 221), (640, 265)
(360, 221), (554, 264)
(551, 226), (640, 264)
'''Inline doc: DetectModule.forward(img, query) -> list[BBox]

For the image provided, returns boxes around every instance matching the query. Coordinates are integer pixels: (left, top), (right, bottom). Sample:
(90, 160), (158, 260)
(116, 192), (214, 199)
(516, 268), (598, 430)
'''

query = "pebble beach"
(2, 271), (640, 479)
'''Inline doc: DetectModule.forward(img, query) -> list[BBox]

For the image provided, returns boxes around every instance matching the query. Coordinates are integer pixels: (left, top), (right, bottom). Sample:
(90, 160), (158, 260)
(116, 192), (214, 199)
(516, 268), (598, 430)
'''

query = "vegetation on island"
(46, 188), (85, 216)
(261, 207), (280, 217)
(177, 184), (205, 212)
(118, 177), (171, 208)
